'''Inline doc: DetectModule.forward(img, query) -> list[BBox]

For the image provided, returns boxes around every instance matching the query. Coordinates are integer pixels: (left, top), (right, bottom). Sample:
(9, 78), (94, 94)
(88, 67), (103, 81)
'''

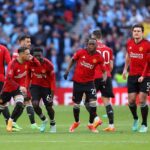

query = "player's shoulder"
(9, 59), (17, 67)
(44, 58), (53, 66)
(0, 44), (8, 51)
(76, 48), (86, 53)
(126, 38), (133, 45)
(142, 39), (150, 45)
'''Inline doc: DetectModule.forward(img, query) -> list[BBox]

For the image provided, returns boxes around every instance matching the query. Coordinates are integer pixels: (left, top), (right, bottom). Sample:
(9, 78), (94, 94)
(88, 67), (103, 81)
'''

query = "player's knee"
(16, 101), (24, 109)
(73, 103), (80, 109)
(14, 95), (24, 103)
(32, 100), (39, 108)
(0, 104), (6, 111)
(139, 101), (147, 107)
(89, 100), (97, 107)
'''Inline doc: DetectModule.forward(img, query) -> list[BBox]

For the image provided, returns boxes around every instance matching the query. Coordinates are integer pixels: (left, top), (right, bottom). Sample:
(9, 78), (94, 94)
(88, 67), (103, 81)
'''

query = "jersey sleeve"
(4, 47), (11, 64)
(72, 50), (82, 61)
(98, 54), (106, 72)
(142, 54), (150, 77)
(47, 60), (56, 91)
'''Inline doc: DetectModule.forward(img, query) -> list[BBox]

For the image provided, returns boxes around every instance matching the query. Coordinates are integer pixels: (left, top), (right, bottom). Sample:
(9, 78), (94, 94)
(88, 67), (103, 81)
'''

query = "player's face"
(23, 49), (30, 61)
(132, 27), (143, 40)
(20, 38), (31, 48)
(33, 52), (43, 62)
(87, 39), (97, 53)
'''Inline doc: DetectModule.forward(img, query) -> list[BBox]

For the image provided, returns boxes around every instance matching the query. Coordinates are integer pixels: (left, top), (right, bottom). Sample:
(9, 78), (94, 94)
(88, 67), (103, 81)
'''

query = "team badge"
(93, 59), (97, 63)
(139, 47), (143, 52)
(42, 69), (46, 73)
(25, 65), (27, 69)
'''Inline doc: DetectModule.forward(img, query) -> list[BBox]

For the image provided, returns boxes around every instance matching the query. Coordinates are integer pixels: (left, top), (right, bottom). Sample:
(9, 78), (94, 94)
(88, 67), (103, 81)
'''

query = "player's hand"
(29, 54), (33, 60)
(64, 72), (69, 80)
(138, 76), (144, 83)
(122, 69), (127, 80)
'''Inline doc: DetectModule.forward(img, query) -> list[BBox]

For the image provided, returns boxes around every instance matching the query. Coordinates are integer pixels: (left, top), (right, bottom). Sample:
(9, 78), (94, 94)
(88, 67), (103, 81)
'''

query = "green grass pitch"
(0, 106), (150, 150)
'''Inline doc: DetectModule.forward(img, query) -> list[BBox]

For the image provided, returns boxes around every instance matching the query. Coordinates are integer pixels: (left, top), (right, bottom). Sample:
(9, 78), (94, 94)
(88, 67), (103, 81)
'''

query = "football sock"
(33, 104), (46, 121)
(11, 102), (24, 120)
(45, 105), (55, 121)
(50, 120), (56, 126)
(106, 104), (114, 124)
(140, 104), (148, 126)
(26, 105), (35, 124)
(89, 106), (97, 124)
(73, 105), (80, 122)
(128, 103), (138, 120)
(2, 106), (10, 124)
(85, 102), (90, 113)
(85, 102), (98, 117)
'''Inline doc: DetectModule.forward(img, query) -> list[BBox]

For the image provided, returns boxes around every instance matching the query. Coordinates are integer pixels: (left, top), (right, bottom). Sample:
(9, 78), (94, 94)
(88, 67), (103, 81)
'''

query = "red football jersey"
(127, 39), (150, 76)
(0, 45), (11, 82)
(29, 58), (56, 91)
(142, 54), (150, 77)
(72, 49), (105, 83)
(94, 41), (113, 79)
(2, 57), (40, 92)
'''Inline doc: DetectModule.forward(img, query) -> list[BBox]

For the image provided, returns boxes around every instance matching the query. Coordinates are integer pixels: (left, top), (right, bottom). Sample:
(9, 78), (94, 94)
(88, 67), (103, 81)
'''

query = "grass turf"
(0, 105), (150, 150)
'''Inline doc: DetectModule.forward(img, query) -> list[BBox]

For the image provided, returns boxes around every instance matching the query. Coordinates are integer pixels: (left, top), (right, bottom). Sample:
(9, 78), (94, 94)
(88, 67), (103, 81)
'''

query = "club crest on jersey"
(25, 65), (27, 69)
(93, 59), (97, 63)
(42, 69), (46, 73)
(139, 47), (143, 52)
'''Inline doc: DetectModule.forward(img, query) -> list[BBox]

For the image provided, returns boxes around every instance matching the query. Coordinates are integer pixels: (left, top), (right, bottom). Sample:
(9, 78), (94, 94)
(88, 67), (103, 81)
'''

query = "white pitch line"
(0, 140), (149, 144)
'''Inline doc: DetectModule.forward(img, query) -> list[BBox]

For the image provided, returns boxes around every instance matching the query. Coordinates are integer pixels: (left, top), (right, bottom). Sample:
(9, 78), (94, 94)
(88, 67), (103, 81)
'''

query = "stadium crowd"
(0, 0), (150, 87)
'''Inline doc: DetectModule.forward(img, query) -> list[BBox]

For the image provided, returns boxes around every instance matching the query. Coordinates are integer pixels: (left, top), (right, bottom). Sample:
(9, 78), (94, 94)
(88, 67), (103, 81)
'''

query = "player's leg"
(127, 76), (139, 131)
(0, 82), (10, 125)
(24, 99), (39, 129)
(42, 87), (56, 133)
(86, 82), (99, 133)
(30, 85), (47, 131)
(1, 105), (10, 125)
(8, 91), (24, 132)
(139, 93), (148, 133)
(69, 82), (83, 132)
(101, 77), (115, 131)
(138, 78), (149, 133)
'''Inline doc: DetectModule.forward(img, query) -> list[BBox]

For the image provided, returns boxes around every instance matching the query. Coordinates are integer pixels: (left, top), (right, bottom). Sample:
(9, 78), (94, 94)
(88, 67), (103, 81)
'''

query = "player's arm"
(49, 71), (56, 99)
(110, 60), (113, 72)
(109, 49), (114, 72)
(122, 52), (129, 80)
(99, 57), (107, 81)
(64, 58), (75, 80)
(138, 54), (150, 82)
(7, 62), (20, 88)
(4, 47), (11, 64)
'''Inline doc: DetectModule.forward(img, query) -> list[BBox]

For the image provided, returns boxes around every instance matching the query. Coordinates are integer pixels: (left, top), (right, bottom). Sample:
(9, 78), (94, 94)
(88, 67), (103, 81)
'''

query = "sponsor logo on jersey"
(80, 60), (94, 69)
(14, 71), (27, 78)
(129, 52), (143, 59)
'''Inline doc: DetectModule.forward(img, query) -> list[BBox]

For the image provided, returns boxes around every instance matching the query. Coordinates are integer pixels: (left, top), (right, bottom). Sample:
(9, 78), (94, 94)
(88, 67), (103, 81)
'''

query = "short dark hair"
(18, 46), (29, 53)
(92, 30), (102, 39)
(132, 24), (144, 32)
(33, 47), (43, 53)
(18, 34), (30, 42)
